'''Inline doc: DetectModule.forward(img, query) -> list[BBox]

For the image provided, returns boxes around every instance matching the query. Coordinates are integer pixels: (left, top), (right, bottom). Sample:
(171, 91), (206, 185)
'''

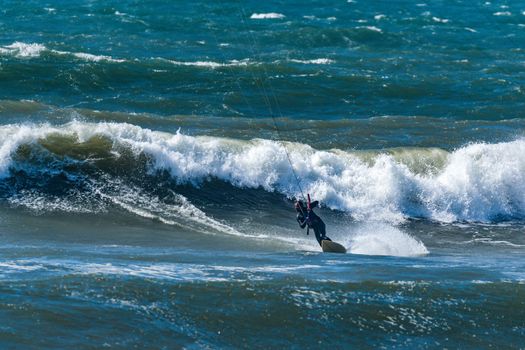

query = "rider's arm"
(296, 214), (307, 229)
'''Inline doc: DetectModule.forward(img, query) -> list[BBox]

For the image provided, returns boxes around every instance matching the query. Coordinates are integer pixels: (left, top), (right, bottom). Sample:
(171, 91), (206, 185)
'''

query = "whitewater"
(2, 121), (524, 224)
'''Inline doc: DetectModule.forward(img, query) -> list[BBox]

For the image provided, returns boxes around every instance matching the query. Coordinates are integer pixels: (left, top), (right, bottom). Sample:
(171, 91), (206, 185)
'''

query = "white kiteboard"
(321, 240), (346, 254)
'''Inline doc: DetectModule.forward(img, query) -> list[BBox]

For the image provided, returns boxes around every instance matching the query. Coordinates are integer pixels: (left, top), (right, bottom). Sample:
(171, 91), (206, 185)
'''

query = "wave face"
(1, 121), (524, 224)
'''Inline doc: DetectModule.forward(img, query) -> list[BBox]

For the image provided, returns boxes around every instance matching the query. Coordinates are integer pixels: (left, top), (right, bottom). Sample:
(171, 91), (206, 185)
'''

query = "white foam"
(2, 122), (525, 224)
(432, 17), (449, 23)
(0, 41), (125, 62)
(53, 49), (125, 63)
(0, 257), (329, 282)
(71, 52), (126, 63)
(0, 261), (46, 272)
(1, 42), (46, 57)
(471, 280), (493, 284)
(250, 13), (286, 19)
(348, 223), (428, 257)
(357, 26), (383, 33)
(493, 11), (512, 16)
(420, 141), (525, 222)
(289, 58), (334, 65)
(77, 262), (232, 282)
(166, 59), (249, 68)
(92, 178), (242, 237)
(383, 280), (429, 286)
(0, 124), (51, 177)
(8, 189), (102, 214)
(465, 238), (525, 248)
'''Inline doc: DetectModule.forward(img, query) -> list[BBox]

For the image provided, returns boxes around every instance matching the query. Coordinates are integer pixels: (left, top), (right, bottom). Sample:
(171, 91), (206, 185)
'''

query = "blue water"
(2, 0), (525, 119)
(1, 0), (525, 348)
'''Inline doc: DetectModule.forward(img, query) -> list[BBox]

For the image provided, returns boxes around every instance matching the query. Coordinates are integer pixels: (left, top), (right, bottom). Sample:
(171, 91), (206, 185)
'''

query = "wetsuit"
(296, 201), (331, 246)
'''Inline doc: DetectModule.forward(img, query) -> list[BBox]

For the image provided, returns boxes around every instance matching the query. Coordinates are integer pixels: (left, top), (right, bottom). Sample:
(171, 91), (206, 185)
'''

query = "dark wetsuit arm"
(296, 214), (307, 229)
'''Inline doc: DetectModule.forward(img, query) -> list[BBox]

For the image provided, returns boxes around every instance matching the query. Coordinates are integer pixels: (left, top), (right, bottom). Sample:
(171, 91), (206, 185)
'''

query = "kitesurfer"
(295, 198), (331, 246)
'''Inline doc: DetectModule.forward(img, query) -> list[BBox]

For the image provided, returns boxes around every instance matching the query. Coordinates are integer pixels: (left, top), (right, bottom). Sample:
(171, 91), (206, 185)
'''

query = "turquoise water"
(1, 0), (525, 348)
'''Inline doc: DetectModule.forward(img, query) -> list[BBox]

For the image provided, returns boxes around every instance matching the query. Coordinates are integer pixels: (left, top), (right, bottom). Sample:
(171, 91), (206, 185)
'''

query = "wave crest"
(0, 41), (125, 62)
(1, 121), (525, 224)
(250, 13), (286, 19)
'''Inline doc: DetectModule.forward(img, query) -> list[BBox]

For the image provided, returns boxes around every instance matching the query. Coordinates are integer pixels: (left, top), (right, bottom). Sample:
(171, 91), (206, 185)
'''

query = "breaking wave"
(0, 41), (125, 62)
(0, 42), (47, 57)
(1, 121), (525, 224)
(0, 42), (333, 69)
(250, 13), (286, 20)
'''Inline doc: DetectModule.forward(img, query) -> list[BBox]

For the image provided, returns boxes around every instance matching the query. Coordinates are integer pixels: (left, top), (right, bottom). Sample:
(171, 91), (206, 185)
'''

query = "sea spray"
(348, 223), (428, 257)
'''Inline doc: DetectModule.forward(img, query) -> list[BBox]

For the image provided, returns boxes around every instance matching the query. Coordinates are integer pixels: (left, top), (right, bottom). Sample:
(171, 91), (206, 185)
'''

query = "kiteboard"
(321, 240), (346, 254)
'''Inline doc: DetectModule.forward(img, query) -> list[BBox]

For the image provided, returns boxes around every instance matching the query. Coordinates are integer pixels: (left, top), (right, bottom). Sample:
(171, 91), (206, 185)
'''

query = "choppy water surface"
(1, 0), (525, 348)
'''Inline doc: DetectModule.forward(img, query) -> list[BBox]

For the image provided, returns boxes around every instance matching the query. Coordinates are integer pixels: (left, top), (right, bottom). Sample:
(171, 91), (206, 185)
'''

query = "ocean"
(1, 0), (525, 348)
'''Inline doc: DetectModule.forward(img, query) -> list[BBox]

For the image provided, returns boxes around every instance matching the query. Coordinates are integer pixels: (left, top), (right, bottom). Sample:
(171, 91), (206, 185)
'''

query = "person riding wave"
(295, 198), (331, 246)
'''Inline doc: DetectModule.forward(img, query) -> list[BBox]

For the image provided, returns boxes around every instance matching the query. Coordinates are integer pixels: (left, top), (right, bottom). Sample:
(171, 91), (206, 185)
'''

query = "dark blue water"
(2, 0), (524, 119)
(1, 0), (525, 348)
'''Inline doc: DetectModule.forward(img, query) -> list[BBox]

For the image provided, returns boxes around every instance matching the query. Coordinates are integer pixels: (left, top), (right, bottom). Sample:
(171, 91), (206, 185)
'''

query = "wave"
(463, 238), (525, 248)
(0, 42), (339, 70)
(1, 121), (525, 224)
(289, 58), (334, 65)
(356, 26), (383, 33)
(0, 42), (47, 57)
(90, 177), (241, 236)
(163, 58), (251, 68)
(493, 11), (512, 16)
(250, 13), (286, 19)
(0, 41), (248, 66)
(0, 41), (125, 62)
(64, 52), (126, 63)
